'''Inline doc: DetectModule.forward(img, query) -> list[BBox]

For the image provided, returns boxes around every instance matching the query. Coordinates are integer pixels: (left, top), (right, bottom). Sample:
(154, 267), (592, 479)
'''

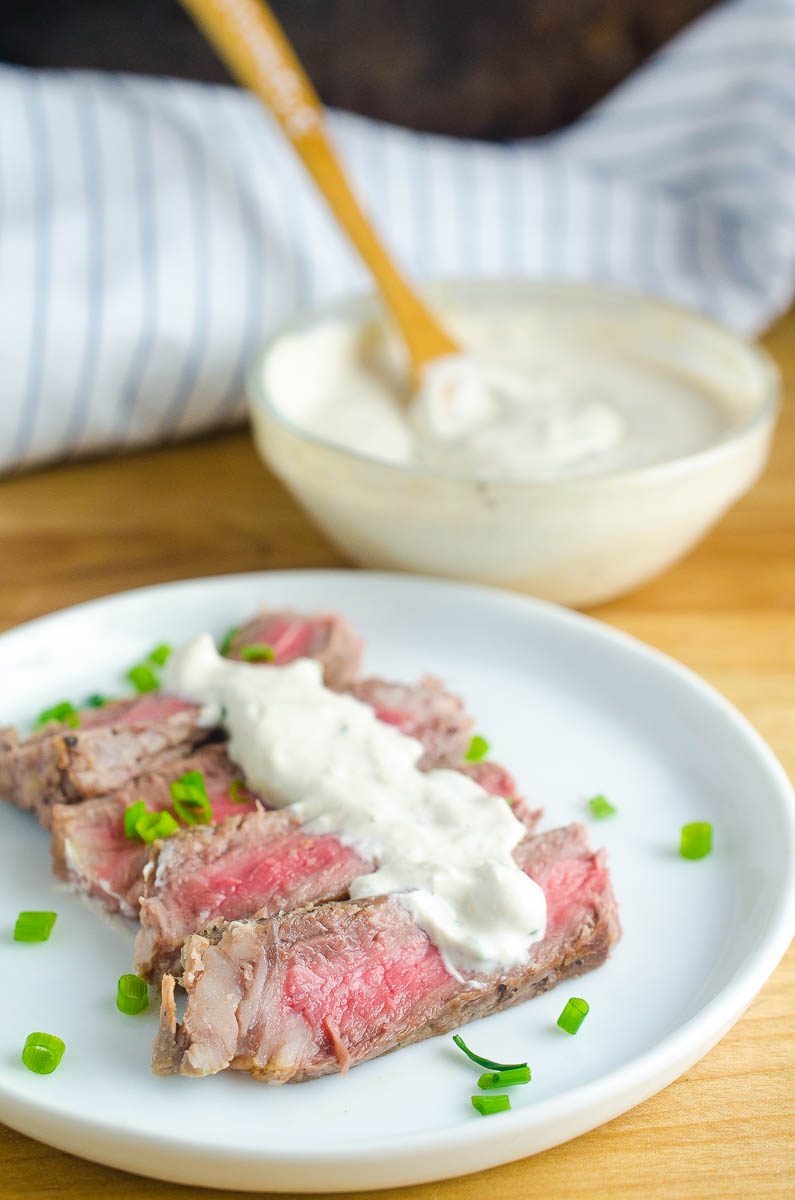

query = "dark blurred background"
(1, 0), (718, 139)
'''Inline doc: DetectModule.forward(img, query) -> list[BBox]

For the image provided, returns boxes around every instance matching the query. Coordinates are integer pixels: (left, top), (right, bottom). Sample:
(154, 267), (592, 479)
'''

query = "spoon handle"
(180, 0), (458, 375)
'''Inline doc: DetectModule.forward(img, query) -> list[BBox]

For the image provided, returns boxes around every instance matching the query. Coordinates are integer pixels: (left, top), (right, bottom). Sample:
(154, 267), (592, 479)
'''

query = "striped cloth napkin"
(0, 0), (793, 474)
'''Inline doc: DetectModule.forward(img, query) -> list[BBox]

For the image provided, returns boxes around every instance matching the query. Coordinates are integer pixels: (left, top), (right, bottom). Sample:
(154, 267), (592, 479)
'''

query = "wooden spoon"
(179, 0), (460, 384)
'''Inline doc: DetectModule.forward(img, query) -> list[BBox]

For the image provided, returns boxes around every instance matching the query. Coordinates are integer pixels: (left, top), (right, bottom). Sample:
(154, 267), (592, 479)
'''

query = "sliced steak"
(50, 745), (258, 918)
(348, 676), (472, 769)
(0, 695), (206, 828)
(226, 610), (363, 691)
(135, 808), (369, 983)
(154, 824), (620, 1081)
(135, 766), (540, 986)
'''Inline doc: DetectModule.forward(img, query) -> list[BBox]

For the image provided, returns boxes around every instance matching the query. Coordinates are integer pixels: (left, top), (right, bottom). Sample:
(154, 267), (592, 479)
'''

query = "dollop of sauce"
(265, 310), (735, 481)
(413, 353), (625, 477)
(165, 636), (546, 977)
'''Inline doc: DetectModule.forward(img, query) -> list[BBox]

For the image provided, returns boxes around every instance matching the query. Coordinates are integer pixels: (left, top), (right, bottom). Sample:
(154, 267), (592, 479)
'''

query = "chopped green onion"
(35, 701), (80, 729)
(170, 770), (213, 825)
(126, 663), (159, 694)
(135, 810), (179, 844)
(471, 1094), (510, 1116)
(587, 794), (616, 819)
(680, 821), (712, 860)
(229, 778), (255, 805)
(239, 643), (275, 663)
(21, 1032), (65, 1075)
(13, 911), (57, 943)
(477, 1065), (531, 1089)
(465, 734), (490, 763)
(147, 643), (172, 667)
(116, 973), (149, 1015)
(219, 626), (239, 656)
(123, 800), (147, 840)
(557, 997), (589, 1035)
(452, 1034), (526, 1073)
(85, 693), (109, 708)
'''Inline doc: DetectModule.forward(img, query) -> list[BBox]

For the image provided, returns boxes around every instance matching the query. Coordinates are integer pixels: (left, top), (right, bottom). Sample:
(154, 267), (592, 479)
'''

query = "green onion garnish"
(135, 810), (179, 844)
(123, 800), (147, 840)
(85, 693), (109, 708)
(452, 1034), (526, 1073)
(557, 997), (589, 1035)
(147, 643), (172, 667)
(680, 821), (712, 860)
(465, 734), (490, 763)
(14, 911), (57, 943)
(219, 626), (239, 656)
(35, 701), (80, 729)
(126, 663), (159, 694)
(170, 770), (213, 825)
(116, 973), (149, 1015)
(239, 643), (275, 663)
(229, 778), (254, 805)
(477, 1065), (531, 1089)
(471, 1094), (510, 1116)
(21, 1032), (65, 1075)
(587, 794), (616, 819)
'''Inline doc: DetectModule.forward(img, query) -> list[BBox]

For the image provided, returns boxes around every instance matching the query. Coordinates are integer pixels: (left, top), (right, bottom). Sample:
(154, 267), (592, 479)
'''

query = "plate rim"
(1, 569), (793, 1188)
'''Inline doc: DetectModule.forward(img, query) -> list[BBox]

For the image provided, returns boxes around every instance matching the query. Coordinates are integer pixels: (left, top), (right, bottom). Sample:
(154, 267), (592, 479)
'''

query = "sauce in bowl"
(265, 307), (740, 482)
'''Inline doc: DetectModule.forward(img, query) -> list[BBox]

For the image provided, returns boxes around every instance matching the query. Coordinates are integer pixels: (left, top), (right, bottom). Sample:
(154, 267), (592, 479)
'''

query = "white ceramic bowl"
(248, 282), (779, 608)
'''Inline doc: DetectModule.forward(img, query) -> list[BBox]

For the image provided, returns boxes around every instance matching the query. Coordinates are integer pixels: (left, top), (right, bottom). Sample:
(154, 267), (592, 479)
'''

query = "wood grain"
(0, 309), (792, 1199)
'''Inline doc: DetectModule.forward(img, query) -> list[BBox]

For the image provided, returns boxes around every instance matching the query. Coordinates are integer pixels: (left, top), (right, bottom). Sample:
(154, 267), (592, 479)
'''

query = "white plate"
(0, 571), (793, 1192)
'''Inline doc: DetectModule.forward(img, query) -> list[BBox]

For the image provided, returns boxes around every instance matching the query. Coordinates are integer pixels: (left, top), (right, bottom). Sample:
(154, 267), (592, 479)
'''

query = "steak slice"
(154, 824), (620, 1081)
(226, 610), (363, 691)
(0, 695), (205, 828)
(50, 744), (258, 918)
(135, 808), (370, 983)
(135, 757), (540, 985)
(348, 676), (472, 769)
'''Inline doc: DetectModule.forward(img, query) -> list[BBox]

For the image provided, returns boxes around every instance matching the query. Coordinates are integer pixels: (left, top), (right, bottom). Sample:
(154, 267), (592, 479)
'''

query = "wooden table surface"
(0, 311), (793, 1199)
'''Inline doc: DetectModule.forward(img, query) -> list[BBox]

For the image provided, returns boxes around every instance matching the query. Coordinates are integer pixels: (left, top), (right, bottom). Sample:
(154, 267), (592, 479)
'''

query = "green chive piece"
(465, 734), (490, 763)
(22, 1032), (65, 1075)
(219, 626), (239, 656)
(587, 794), (616, 819)
(170, 770), (213, 825)
(452, 1034), (526, 1073)
(471, 1094), (510, 1116)
(85, 693), (109, 709)
(135, 811), (179, 844)
(557, 997), (589, 1035)
(680, 822), (712, 860)
(123, 800), (147, 840)
(117, 973), (149, 1015)
(147, 643), (172, 667)
(229, 778), (254, 805)
(477, 1065), (531, 1089)
(14, 911), (57, 943)
(35, 701), (80, 729)
(126, 663), (159, 694)
(239, 643), (275, 663)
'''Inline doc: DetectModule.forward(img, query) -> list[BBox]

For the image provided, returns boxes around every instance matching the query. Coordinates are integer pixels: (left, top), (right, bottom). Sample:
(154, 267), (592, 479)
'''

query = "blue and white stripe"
(0, 0), (793, 473)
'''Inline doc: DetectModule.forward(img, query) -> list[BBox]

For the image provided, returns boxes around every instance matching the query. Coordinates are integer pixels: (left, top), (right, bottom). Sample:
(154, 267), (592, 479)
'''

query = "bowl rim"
(246, 278), (781, 490)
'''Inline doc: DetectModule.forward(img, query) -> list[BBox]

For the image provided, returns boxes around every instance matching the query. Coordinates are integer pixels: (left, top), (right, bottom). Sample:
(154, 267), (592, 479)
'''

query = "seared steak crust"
(0, 696), (205, 827)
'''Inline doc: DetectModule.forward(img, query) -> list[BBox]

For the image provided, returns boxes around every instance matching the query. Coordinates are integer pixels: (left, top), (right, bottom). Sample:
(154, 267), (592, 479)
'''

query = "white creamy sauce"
(265, 311), (735, 480)
(164, 636), (546, 977)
